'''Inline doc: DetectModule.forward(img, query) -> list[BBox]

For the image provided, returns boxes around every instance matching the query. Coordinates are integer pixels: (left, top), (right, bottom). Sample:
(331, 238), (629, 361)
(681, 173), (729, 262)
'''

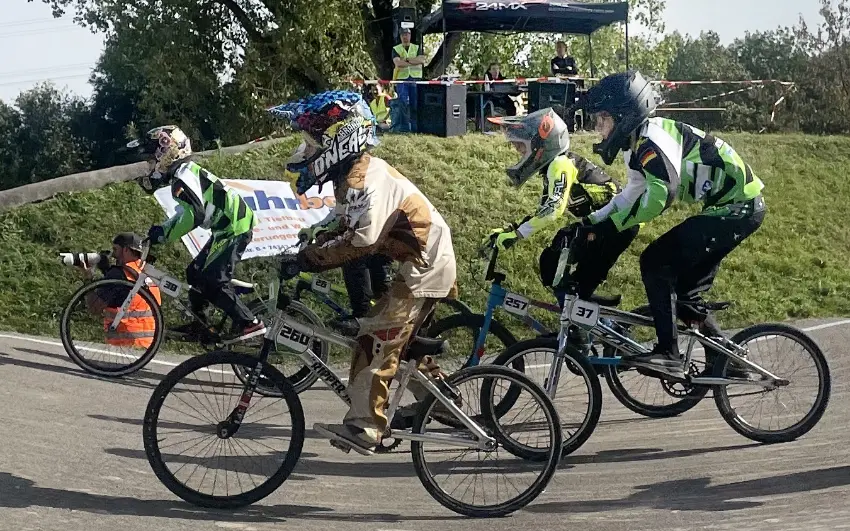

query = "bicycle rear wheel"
(60, 278), (164, 377)
(713, 323), (831, 443)
(604, 305), (710, 418)
(410, 364), (562, 517)
(143, 350), (305, 508)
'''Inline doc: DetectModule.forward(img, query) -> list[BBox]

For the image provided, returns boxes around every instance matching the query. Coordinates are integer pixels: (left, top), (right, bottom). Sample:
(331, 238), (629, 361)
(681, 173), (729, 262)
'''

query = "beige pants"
(344, 280), (439, 434)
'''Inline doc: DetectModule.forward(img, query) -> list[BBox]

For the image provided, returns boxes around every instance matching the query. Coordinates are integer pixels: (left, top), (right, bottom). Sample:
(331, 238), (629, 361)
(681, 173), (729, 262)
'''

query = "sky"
(0, 0), (826, 103)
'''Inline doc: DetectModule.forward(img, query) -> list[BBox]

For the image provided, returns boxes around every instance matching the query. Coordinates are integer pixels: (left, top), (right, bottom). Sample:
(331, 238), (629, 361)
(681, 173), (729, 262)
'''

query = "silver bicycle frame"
(555, 300), (785, 389)
(264, 307), (495, 450)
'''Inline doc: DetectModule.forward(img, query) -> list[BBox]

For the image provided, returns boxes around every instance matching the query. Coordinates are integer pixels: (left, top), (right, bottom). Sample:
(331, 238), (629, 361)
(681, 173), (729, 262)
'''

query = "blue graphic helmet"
(269, 90), (380, 195)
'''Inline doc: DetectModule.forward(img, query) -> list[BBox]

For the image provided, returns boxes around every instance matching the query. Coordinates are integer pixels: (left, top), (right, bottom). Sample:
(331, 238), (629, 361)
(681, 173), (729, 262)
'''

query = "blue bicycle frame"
(468, 248), (622, 368)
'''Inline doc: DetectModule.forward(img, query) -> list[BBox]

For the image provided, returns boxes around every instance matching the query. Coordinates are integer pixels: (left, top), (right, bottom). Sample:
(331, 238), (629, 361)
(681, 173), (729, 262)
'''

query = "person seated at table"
(483, 62), (517, 117)
(367, 84), (392, 131)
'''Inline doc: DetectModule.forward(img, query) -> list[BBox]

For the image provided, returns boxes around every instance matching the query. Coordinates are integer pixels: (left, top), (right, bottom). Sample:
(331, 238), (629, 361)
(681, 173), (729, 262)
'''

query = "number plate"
(311, 276), (331, 295)
(276, 317), (315, 353)
(561, 296), (600, 329)
(158, 275), (182, 298)
(502, 292), (530, 317)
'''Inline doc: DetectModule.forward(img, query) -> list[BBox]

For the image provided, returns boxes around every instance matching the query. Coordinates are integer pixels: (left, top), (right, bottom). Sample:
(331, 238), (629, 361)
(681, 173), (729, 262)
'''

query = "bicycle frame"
(237, 301), (496, 450)
(555, 296), (789, 390)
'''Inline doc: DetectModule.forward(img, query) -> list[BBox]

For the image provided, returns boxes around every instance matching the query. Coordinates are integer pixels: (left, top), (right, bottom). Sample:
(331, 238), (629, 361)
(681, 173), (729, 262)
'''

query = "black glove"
(147, 225), (165, 245)
(278, 253), (301, 281)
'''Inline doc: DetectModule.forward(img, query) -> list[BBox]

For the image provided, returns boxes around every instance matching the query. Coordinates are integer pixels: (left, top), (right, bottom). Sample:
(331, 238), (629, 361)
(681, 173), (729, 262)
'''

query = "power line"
(0, 73), (91, 88)
(0, 63), (95, 79)
(0, 26), (84, 39)
(0, 17), (73, 29)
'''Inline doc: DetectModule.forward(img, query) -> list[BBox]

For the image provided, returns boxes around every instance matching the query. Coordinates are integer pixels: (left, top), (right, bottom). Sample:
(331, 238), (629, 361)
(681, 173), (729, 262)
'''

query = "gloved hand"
(147, 225), (165, 245)
(278, 252), (301, 281)
(297, 223), (331, 243)
(481, 225), (521, 252)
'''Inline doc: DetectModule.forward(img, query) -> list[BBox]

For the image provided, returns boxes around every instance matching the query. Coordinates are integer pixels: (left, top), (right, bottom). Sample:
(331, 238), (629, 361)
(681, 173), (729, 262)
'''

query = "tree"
(0, 83), (94, 190)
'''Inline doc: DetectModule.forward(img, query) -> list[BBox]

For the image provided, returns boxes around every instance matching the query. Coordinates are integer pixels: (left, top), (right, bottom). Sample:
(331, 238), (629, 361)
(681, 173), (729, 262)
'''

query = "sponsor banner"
(154, 179), (334, 259)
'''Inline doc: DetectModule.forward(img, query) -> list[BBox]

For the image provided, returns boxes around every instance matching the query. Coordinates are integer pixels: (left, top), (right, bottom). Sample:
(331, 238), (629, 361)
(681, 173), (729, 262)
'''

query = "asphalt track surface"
(1, 317), (849, 531)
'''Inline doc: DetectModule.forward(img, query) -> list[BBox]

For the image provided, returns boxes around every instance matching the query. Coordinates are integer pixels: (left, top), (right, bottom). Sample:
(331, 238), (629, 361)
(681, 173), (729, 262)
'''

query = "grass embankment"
(1, 132), (849, 347)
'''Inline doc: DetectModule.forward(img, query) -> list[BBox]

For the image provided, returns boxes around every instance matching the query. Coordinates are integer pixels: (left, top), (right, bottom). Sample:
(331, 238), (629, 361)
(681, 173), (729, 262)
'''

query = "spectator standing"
(550, 40), (578, 77)
(391, 27), (426, 133)
(368, 84), (392, 130)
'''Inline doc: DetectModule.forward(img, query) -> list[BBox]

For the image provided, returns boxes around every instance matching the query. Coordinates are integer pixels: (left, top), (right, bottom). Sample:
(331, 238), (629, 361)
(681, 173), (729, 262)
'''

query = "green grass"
(2, 131), (849, 347)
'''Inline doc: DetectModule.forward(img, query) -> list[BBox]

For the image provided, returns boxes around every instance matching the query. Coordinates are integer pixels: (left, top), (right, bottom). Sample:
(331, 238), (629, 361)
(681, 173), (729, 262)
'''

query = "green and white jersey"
(161, 161), (256, 242)
(590, 117), (764, 231)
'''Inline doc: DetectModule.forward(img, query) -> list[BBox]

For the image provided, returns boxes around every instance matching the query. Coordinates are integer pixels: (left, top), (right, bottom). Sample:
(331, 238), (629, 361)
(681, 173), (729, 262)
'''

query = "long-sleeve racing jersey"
(514, 153), (620, 239)
(298, 154), (457, 299)
(588, 117), (764, 231)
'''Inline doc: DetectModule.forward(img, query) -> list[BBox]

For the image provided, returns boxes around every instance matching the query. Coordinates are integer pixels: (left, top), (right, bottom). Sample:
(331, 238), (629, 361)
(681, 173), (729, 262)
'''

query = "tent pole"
(588, 34), (595, 78)
(625, 20), (630, 69)
(442, 0), (447, 76)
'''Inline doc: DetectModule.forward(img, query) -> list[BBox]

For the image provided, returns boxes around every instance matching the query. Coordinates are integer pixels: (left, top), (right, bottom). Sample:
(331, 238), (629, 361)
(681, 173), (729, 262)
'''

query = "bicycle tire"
(231, 299), (329, 395)
(423, 312), (518, 368)
(439, 297), (473, 316)
(410, 364), (562, 517)
(713, 323), (831, 444)
(603, 305), (709, 418)
(492, 336), (602, 457)
(60, 278), (164, 377)
(143, 350), (305, 508)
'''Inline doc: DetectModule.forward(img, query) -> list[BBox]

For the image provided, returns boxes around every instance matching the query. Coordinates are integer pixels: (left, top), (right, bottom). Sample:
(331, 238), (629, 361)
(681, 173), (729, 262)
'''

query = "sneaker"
(313, 423), (379, 456)
(390, 404), (419, 430)
(224, 319), (266, 342)
(626, 345), (686, 377)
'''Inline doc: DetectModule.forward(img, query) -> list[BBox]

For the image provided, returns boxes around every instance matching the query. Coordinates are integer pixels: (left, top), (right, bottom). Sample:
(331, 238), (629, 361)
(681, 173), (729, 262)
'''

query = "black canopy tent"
(419, 0), (630, 77)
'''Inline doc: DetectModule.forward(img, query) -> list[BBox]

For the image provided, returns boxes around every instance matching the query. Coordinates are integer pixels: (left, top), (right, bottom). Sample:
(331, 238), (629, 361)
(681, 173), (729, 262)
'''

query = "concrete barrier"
(0, 138), (285, 212)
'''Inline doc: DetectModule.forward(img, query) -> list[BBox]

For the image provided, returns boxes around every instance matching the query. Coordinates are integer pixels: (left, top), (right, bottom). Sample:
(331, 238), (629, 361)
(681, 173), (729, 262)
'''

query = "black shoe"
(626, 345), (686, 377)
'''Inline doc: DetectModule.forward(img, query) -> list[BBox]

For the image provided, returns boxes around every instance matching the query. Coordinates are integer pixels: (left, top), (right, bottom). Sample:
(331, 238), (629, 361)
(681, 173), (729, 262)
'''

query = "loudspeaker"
(416, 84), (467, 137)
(527, 81), (577, 113)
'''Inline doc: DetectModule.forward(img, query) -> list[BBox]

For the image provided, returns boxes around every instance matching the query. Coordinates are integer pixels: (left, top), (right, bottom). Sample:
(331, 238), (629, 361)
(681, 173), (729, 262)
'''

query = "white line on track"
(2, 318), (849, 381)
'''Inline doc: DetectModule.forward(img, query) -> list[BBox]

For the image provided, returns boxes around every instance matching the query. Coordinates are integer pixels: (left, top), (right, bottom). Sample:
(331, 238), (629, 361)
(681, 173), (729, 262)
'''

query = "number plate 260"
(561, 297), (600, 329)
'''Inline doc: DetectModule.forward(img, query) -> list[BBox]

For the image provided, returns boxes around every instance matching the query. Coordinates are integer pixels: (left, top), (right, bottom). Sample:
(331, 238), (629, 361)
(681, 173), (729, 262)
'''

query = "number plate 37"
(561, 297), (600, 329)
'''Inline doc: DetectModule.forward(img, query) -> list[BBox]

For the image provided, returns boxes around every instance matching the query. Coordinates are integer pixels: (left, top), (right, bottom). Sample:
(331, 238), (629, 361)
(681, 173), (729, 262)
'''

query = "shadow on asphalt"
(0, 472), (464, 523)
(562, 442), (762, 466)
(3, 347), (164, 390)
(528, 465), (850, 513)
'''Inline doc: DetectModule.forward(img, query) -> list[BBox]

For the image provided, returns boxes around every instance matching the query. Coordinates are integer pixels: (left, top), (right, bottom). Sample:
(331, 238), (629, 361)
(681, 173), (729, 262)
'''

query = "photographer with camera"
(78, 233), (162, 348)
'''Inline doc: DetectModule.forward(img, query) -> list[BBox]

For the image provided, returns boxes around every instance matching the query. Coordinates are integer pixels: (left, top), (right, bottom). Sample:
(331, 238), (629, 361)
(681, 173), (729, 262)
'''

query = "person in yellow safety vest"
(83, 233), (162, 349)
(391, 27), (425, 133)
(367, 84), (392, 130)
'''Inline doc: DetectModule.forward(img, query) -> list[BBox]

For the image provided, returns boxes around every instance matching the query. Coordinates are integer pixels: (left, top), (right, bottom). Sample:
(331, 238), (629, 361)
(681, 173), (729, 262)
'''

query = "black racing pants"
(540, 220), (639, 303)
(342, 254), (393, 318)
(640, 205), (765, 354)
(187, 232), (256, 327)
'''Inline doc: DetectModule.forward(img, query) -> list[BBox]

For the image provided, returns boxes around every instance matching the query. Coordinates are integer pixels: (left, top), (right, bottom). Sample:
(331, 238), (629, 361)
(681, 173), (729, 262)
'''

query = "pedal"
(329, 439), (352, 454)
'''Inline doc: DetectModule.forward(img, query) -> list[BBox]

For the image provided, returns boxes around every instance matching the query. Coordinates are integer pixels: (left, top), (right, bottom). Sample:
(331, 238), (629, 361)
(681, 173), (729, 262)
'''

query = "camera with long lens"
(59, 251), (111, 272)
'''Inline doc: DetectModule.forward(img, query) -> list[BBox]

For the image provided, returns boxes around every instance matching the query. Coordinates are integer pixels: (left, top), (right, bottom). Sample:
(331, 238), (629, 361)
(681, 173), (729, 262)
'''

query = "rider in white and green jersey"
(581, 70), (765, 377)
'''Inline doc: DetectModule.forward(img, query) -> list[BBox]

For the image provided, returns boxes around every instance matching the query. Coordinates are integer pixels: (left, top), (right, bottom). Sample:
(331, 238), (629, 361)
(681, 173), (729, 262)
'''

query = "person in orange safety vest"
(83, 233), (162, 348)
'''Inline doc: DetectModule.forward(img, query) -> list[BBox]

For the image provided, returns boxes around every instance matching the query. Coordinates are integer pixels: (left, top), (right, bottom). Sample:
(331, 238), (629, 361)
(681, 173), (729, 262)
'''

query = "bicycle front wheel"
(410, 364), (562, 517)
(713, 323), (831, 443)
(144, 350), (305, 508)
(230, 299), (329, 395)
(60, 278), (164, 377)
(492, 336), (602, 456)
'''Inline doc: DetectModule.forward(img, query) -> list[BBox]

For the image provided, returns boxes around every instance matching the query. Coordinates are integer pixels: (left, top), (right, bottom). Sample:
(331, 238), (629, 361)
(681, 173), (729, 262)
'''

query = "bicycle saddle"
(406, 336), (447, 361)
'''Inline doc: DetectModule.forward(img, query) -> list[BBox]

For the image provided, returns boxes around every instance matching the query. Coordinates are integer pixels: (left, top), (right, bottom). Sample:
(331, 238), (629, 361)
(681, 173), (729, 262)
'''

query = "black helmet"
(584, 70), (658, 165)
(487, 108), (571, 187)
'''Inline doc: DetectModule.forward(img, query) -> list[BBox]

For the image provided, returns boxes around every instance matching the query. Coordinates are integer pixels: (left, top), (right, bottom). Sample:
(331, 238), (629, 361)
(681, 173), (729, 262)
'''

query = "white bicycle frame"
(263, 304), (496, 450)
